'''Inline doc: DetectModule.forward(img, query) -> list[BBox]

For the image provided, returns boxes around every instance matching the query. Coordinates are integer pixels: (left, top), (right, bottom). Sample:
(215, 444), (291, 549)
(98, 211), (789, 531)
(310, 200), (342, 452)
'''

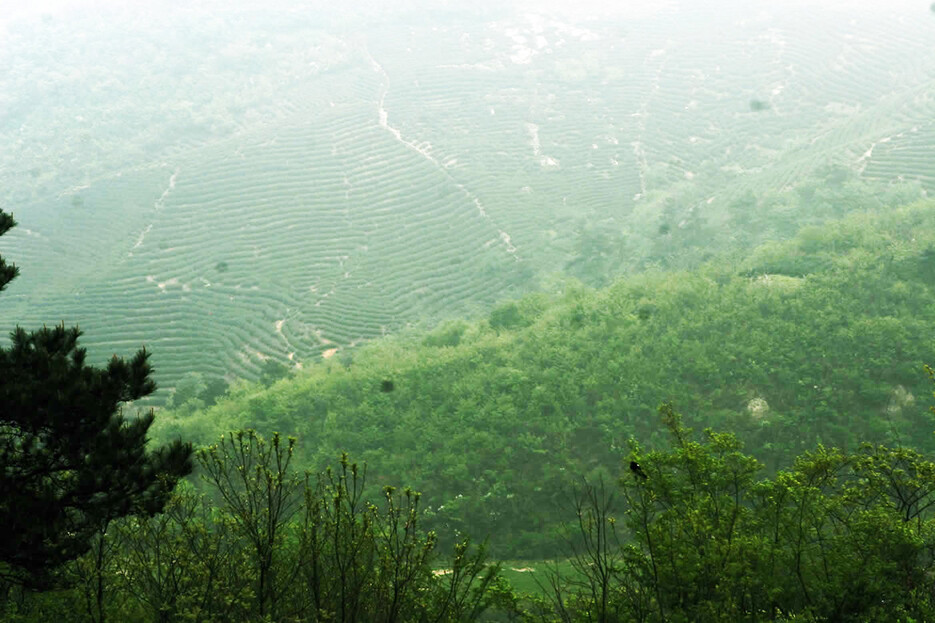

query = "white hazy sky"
(1, 0), (930, 36)
(2, 0), (930, 18)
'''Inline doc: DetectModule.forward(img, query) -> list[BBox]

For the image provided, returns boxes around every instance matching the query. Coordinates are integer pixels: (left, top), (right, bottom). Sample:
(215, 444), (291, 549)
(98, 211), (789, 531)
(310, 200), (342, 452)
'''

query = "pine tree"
(0, 210), (18, 292)
(0, 209), (193, 589)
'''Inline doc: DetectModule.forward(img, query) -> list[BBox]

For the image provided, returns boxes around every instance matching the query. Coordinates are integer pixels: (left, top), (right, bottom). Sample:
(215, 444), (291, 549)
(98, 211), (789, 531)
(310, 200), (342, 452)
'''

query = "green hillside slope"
(156, 201), (935, 557)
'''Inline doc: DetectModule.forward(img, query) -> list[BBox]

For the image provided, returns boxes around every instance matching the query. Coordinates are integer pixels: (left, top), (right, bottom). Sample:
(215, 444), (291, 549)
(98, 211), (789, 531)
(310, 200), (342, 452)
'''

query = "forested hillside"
(155, 200), (935, 557)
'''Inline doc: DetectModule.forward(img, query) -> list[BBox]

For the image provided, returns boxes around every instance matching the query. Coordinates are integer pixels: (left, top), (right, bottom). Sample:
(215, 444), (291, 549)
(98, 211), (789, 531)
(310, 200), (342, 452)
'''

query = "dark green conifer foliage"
(0, 208), (193, 589)
(0, 211), (19, 292)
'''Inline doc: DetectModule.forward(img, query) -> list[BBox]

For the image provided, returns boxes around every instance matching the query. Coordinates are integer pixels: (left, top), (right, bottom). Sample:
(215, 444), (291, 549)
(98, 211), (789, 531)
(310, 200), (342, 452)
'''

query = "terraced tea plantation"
(2, 0), (934, 400)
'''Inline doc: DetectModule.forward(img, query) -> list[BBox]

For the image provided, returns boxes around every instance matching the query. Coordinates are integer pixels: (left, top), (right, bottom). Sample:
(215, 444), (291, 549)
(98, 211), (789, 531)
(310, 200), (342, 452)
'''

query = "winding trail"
(274, 311), (303, 361)
(129, 167), (179, 256)
(855, 133), (900, 174)
(631, 47), (670, 199)
(366, 50), (519, 258)
(155, 168), (180, 211)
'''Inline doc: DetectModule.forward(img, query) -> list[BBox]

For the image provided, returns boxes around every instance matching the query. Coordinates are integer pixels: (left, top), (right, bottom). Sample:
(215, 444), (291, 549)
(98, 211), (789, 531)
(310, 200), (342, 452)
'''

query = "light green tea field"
(2, 0), (933, 399)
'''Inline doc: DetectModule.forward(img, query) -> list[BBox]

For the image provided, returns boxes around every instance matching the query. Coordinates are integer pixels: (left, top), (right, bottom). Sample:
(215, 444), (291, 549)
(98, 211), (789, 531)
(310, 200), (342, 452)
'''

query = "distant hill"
(2, 1), (934, 399)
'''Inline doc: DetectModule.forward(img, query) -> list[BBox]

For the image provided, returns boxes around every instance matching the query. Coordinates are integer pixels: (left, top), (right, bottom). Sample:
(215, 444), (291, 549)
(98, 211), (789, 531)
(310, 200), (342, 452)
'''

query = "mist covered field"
(3, 0), (934, 400)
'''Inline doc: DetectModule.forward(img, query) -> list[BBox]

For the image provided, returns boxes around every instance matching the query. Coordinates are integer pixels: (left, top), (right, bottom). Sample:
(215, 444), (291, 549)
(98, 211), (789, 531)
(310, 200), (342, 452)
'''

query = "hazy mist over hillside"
(8, 3), (935, 619)
(2, 0), (934, 399)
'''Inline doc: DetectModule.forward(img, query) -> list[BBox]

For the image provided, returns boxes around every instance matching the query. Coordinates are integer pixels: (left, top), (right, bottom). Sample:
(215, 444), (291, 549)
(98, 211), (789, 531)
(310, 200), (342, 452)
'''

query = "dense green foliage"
(156, 201), (935, 557)
(10, 416), (935, 621)
(539, 404), (935, 622)
(0, 209), (193, 589)
(5, 200), (935, 620)
(0, 433), (502, 623)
